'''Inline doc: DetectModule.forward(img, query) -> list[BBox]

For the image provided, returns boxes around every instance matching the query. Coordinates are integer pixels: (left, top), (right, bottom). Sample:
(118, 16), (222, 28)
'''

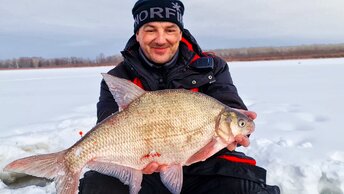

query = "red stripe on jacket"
(218, 155), (256, 166)
(181, 37), (200, 63)
(133, 77), (144, 89)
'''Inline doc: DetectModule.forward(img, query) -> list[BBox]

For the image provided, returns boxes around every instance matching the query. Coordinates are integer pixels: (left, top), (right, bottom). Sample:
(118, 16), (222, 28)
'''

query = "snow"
(0, 58), (344, 194)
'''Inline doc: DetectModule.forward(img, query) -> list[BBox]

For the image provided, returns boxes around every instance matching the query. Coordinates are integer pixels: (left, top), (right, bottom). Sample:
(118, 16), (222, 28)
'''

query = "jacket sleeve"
(96, 78), (119, 123)
(203, 56), (247, 110)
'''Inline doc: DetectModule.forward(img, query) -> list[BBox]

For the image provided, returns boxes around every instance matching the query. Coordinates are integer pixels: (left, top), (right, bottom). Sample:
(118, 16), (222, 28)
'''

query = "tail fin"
(4, 150), (81, 194)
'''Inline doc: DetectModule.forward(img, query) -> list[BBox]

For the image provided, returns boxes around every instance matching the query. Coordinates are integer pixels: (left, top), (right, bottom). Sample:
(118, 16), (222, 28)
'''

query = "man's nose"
(154, 31), (167, 45)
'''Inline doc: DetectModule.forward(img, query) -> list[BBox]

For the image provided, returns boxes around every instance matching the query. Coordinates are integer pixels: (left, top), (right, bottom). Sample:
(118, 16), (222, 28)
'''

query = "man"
(79, 0), (280, 193)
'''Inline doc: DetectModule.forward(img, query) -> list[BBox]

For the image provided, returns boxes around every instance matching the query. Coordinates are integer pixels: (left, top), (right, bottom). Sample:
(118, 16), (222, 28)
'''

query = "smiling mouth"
(153, 47), (167, 50)
(152, 47), (168, 54)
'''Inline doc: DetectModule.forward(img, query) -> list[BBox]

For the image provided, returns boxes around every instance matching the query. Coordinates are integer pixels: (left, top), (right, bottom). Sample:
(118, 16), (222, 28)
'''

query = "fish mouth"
(247, 122), (255, 136)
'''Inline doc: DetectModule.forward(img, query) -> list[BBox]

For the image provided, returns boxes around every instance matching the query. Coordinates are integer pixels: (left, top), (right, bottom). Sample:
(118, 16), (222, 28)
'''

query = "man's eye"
(145, 29), (155, 32)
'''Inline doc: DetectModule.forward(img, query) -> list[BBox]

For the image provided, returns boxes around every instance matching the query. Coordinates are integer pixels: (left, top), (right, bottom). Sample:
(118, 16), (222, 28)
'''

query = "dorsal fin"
(101, 73), (146, 110)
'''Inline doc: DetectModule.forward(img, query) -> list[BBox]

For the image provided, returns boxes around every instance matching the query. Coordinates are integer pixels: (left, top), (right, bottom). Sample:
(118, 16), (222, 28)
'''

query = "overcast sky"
(1, 0), (344, 59)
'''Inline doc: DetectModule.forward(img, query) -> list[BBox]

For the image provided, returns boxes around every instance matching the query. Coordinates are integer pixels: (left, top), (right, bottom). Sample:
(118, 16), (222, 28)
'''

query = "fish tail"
(4, 150), (81, 194)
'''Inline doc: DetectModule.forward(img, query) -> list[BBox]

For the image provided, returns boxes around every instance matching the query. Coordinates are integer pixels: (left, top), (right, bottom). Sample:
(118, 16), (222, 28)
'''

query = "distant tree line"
(1, 43), (344, 69)
(210, 43), (344, 61)
(0, 53), (123, 69)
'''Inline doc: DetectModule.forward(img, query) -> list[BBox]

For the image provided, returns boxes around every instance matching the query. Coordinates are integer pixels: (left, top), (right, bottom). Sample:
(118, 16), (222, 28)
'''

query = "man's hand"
(142, 162), (168, 174)
(227, 109), (257, 151)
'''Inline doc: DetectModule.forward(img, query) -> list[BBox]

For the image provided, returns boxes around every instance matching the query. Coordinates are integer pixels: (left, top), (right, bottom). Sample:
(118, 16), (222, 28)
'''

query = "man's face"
(136, 22), (182, 64)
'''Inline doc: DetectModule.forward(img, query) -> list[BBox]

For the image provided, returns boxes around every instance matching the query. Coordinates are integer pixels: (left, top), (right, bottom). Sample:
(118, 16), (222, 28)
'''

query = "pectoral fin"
(160, 164), (183, 194)
(185, 137), (227, 165)
(87, 159), (142, 194)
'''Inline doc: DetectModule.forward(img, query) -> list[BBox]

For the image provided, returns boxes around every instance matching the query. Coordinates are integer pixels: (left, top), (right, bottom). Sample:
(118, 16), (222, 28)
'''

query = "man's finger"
(234, 109), (257, 120)
(142, 162), (159, 174)
(227, 142), (238, 151)
(244, 110), (257, 120)
(157, 165), (169, 172)
(235, 135), (250, 147)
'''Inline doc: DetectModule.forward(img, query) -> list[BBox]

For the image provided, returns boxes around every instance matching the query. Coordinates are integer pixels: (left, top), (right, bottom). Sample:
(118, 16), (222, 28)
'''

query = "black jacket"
(96, 29), (267, 185)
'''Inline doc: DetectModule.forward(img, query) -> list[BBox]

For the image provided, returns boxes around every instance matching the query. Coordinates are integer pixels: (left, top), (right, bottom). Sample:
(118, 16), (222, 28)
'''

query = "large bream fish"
(4, 73), (255, 194)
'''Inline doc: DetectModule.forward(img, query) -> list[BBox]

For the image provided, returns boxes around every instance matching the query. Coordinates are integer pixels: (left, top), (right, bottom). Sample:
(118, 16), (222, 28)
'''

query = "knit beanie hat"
(132, 0), (185, 33)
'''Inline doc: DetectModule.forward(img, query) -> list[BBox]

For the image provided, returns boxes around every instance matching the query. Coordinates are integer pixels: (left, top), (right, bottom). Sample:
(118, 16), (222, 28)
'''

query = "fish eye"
(238, 119), (246, 128)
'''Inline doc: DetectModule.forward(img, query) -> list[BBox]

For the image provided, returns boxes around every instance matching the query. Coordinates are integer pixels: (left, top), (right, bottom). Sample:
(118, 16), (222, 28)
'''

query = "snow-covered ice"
(0, 58), (343, 194)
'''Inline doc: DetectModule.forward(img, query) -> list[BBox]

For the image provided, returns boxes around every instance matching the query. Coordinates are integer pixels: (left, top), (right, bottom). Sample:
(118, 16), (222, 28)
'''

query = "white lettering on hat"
(139, 10), (149, 21)
(165, 7), (176, 18)
(177, 11), (183, 23)
(134, 10), (149, 25)
(172, 2), (181, 12)
(134, 5), (183, 26)
(150, 7), (164, 18)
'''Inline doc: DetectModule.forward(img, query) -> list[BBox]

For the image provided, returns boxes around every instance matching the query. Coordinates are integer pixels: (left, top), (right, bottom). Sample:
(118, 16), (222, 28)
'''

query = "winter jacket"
(96, 29), (268, 185)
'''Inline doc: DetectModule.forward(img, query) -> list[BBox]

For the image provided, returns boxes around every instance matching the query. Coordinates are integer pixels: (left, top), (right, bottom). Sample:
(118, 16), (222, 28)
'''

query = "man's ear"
(136, 31), (139, 42)
(179, 31), (183, 41)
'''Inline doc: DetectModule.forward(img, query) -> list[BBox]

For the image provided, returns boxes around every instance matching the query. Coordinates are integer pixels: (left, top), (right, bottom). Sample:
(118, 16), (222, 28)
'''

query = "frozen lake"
(1, 58), (344, 194)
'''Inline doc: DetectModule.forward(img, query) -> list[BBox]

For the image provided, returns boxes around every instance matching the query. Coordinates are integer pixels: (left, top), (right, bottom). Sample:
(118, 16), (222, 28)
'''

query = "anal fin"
(160, 164), (183, 194)
(87, 159), (142, 194)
